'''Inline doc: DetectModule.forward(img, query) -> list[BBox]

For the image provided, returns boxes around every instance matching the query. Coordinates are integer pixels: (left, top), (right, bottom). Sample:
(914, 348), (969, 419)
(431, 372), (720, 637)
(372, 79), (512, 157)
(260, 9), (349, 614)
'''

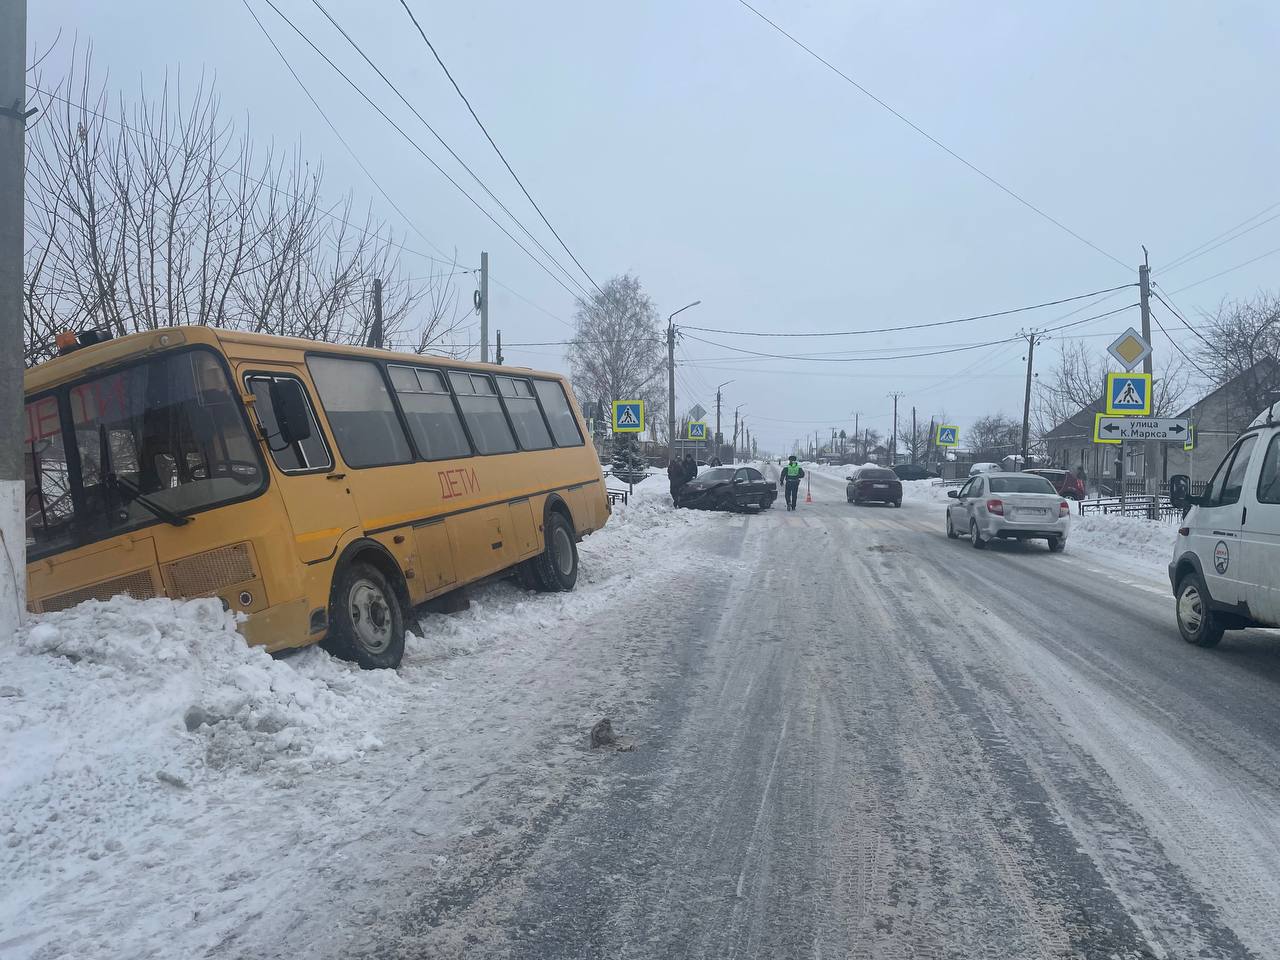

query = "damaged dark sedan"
(677, 466), (776, 511)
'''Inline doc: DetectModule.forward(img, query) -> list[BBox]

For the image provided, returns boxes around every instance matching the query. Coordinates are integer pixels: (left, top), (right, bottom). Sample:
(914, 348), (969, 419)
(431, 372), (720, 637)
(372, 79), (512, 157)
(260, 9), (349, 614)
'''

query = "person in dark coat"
(683, 454), (698, 485)
(667, 457), (686, 507)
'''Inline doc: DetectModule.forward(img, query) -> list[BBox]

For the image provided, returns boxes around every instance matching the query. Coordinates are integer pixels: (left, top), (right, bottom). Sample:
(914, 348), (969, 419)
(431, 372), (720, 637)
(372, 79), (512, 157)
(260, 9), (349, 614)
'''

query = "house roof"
(1175, 357), (1280, 420)
(1043, 395), (1105, 440)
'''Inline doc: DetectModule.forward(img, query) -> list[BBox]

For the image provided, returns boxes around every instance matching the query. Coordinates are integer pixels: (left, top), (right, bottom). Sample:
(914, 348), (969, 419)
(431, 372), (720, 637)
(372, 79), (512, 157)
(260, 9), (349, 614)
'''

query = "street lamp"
(715, 379), (735, 454)
(733, 403), (746, 463)
(666, 300), (702, 458)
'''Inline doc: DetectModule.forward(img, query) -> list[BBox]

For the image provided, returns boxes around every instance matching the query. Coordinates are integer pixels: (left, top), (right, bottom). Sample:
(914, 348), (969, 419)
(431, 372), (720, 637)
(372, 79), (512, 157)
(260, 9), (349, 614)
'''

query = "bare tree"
(24, 48), (466, 364)
(566, 274), (666, 430)
(1199, 292), (1280, 413)
(968, 414), (1022, 462)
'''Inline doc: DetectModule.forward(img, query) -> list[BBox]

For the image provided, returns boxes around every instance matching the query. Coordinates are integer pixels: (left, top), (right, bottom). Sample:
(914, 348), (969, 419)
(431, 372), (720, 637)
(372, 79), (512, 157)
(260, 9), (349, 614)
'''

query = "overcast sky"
(31, 1), (1280, 453)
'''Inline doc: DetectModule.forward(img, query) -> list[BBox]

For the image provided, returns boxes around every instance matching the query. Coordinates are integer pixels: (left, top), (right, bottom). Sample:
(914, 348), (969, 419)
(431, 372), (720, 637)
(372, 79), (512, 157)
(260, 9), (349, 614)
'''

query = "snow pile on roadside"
(0, 478), (727, 960)
(1067, 512), (1178, 575)
(901, 478), (957, 503)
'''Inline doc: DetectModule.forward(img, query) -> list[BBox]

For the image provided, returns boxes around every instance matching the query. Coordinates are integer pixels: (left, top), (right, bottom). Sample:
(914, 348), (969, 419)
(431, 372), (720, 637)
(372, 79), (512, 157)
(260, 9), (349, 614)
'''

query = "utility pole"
(0, 0), (30, 632)
(1020, 330), (1041, 466)
(888, 392), (904, 465)
(853, 412), (860, 460)
(366, 278), (384, 349)
(911, 406), (917, 463)
(495, 330), (504, 365)
(1139, 248), (1156, 494)
(666, 300), (701, 460)
(478, 251), (489, 363)
(732, 409), (740, 461)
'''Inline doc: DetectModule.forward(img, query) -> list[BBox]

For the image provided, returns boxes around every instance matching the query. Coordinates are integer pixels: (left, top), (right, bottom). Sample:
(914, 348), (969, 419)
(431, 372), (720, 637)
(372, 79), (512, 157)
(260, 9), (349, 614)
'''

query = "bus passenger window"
(247, 375), (331, 472)
(448, 372), (517, 455)
(389, 366), (472, 460)
(308, 357), (412, 468)
(497, 376), (553, 450)
(533, 379), (584, 447)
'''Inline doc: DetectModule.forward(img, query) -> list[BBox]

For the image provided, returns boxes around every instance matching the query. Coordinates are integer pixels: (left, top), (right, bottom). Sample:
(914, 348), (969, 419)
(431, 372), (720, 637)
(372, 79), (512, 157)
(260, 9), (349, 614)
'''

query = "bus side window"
(533, 379), (584, 447)
(448, 372), (517, 455)
(497, 376), (553, 451)
(307, 357), (412, 468)
(247, 374), (332, 473)
(388, 366), (473, 460)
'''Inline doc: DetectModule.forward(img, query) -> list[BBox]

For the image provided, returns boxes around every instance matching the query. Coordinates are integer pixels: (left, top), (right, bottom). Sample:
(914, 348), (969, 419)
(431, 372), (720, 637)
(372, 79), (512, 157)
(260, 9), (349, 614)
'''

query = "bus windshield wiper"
(97, 423), (191, 527)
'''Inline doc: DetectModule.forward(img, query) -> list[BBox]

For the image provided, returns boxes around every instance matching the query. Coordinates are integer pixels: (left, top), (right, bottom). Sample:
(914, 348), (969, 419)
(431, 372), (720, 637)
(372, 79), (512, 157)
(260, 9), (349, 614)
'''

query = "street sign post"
(935, 424), (960, 448)
(687, 421), (707, 440)
(1185, 423), (1196, 451)
(1104, 372), (1152, 416)
(1096, 416), (1190, 442)
(611, 400), (645, 433)
(1107, 327), (1152, 372)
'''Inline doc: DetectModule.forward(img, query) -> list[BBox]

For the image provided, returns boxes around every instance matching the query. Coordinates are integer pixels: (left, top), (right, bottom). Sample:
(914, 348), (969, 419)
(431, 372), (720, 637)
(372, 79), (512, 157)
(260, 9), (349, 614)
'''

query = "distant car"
(893, 463), (938, 481)
(847, 466), (903, 507)
(677, 466), (775, 511)
(969, 462), (1001, 476)
(1024, 468), (1085, 500)
(946, 472), (1070, 551)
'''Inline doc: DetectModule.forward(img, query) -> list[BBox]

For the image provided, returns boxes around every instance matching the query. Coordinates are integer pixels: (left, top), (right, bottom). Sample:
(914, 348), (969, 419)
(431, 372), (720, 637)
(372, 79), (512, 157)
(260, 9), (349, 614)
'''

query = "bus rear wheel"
(326, 561), (407, 669)
(532, 512), (579, 592)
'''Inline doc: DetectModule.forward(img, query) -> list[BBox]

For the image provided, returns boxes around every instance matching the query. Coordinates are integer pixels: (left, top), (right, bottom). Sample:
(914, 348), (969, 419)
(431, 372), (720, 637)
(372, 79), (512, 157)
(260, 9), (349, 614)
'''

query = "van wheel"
(533, 512), (579, 592)
(1176, 572), (1224, 648)
(326, 561), (407, 669)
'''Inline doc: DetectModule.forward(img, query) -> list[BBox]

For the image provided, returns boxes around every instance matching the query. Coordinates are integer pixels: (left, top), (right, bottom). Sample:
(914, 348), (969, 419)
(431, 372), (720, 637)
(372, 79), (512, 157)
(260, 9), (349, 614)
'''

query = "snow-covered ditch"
(0, 481), (723, 959)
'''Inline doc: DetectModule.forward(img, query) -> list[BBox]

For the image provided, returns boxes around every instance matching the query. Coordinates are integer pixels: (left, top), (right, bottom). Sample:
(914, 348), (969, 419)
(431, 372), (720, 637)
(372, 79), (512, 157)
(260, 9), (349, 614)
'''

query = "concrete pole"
(479, 251), (489, 363)
(1139, 251), (1157, 494)
(1020, 332), (1037, 465)
(0, 0), (29, 631)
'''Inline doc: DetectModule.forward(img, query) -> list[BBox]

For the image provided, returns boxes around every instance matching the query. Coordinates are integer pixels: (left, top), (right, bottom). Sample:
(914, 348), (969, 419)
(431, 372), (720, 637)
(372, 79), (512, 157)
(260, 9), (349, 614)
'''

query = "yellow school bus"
(23, 326), (609, 668)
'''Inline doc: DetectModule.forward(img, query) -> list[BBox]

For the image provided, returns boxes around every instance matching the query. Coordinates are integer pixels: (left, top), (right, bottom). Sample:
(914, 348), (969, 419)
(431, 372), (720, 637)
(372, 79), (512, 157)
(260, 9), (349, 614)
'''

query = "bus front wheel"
(326, 561), (407, 669)
(532, 512), (579, 592)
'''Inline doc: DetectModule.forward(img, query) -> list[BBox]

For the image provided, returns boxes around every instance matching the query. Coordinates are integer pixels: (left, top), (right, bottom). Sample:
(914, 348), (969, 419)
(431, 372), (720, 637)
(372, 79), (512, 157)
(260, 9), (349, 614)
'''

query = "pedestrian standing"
(683, 453), (698, 486)
(779, 455), (805, 511)
(667, 456), (686, 507)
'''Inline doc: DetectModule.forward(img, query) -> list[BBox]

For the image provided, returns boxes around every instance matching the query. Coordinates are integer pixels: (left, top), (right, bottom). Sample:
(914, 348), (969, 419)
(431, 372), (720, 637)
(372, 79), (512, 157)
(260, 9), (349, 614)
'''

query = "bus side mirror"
(1169, 474), (1194, 507)
(268, 380), (313, 446)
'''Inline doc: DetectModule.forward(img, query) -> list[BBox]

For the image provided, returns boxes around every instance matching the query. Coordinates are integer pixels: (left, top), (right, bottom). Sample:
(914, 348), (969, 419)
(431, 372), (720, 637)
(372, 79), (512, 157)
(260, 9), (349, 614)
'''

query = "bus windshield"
(25, 348), (266, 556)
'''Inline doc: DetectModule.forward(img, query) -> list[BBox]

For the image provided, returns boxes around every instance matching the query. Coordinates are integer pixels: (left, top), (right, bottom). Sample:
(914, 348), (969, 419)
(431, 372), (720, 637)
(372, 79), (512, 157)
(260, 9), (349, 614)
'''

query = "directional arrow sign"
(1096, 417), (1190, 442)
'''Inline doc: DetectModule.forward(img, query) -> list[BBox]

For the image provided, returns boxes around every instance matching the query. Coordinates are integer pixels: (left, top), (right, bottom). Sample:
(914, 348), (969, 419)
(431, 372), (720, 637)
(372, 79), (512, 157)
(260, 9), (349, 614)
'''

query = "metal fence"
(1077, 495), (1184, 523)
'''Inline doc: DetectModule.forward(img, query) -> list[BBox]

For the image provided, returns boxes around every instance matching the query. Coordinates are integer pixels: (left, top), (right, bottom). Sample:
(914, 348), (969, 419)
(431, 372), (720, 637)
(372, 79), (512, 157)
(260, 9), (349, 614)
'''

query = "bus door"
(242, 370), (360, 565)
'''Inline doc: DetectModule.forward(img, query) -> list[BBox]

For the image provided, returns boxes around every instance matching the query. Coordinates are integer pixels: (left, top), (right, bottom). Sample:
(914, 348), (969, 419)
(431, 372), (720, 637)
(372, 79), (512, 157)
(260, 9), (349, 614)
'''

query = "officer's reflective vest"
(784, 463), (802, 480)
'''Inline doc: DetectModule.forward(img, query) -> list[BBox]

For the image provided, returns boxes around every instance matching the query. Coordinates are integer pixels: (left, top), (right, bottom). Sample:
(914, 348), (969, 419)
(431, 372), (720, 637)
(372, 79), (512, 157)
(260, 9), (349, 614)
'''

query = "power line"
(255, 0), (591, 302)
(1159, 200), (1280, 275)
(1149, 284), (1215, 351)
(301, 0), (593, 302)
(1148, 305), (1214, 381)
(680, 303), (1137, 363)
(1166, 243), (1280, 295)
(394, 0), (604, 298)
(735, 0), (1129, 272)
(680, 284), (1136, 339)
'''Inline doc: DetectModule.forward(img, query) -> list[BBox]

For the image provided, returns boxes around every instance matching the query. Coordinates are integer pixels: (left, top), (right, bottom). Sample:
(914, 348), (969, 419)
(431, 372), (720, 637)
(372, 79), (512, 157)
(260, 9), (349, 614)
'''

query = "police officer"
(779, 455), (805, 511)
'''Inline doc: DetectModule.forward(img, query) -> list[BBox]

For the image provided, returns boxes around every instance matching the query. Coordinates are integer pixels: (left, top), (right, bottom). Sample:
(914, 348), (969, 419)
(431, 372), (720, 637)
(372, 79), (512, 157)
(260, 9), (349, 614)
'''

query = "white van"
(1168, 406), (1280, 646)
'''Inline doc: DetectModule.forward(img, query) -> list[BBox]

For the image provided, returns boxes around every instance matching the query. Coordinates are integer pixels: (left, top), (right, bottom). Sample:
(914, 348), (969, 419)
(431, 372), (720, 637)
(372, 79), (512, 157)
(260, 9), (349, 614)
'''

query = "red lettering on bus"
(438, 467), (480, 500)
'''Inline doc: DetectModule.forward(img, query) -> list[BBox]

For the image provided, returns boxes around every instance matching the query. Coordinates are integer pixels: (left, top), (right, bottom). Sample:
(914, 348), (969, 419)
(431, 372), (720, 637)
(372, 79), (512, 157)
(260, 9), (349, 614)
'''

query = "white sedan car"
(946, 472), (1071, 551)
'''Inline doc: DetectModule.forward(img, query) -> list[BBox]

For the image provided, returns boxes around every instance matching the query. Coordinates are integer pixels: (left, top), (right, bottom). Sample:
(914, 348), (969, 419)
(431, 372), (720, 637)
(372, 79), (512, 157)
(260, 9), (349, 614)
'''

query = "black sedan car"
(892, 463), (939, 481)
(847, 466), (903, 507)
(677, 466), (776, 511)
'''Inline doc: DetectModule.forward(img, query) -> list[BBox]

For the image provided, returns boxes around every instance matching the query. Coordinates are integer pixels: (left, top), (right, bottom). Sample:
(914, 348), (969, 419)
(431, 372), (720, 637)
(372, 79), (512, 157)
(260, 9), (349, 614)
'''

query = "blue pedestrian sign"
(935, 424), (959, 448)
(1105, 372), (1152, 416)
(611, 400), (645, 433)
(687, 421), (707, 440)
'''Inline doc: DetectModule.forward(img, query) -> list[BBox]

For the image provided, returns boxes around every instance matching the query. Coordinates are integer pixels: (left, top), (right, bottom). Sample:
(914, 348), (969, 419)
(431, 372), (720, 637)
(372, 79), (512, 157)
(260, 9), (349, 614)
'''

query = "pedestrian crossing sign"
(1105, 372), (1151, 416)
(935, 424), (960, 448)
(1184, 423), (1196, 451)
(611, 400), (644, 433)
(687, 421), (707, 440)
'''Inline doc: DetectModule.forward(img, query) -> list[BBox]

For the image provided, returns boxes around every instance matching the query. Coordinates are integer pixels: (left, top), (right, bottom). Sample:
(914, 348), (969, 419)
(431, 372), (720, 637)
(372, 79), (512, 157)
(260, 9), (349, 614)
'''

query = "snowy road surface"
(7, 469), (1280, 958)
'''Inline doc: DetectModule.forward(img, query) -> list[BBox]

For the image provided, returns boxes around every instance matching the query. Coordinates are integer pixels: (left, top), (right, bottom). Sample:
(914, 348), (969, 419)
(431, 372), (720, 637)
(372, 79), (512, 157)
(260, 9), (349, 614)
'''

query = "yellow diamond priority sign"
(1107, 327), (1152, 372)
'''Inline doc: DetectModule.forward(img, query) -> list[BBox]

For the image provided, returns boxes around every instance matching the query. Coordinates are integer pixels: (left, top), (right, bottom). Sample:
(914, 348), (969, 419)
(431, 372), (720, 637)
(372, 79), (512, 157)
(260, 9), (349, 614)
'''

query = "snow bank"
(0, 478), (724, 960)
(1067, 512), (1178, 578)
